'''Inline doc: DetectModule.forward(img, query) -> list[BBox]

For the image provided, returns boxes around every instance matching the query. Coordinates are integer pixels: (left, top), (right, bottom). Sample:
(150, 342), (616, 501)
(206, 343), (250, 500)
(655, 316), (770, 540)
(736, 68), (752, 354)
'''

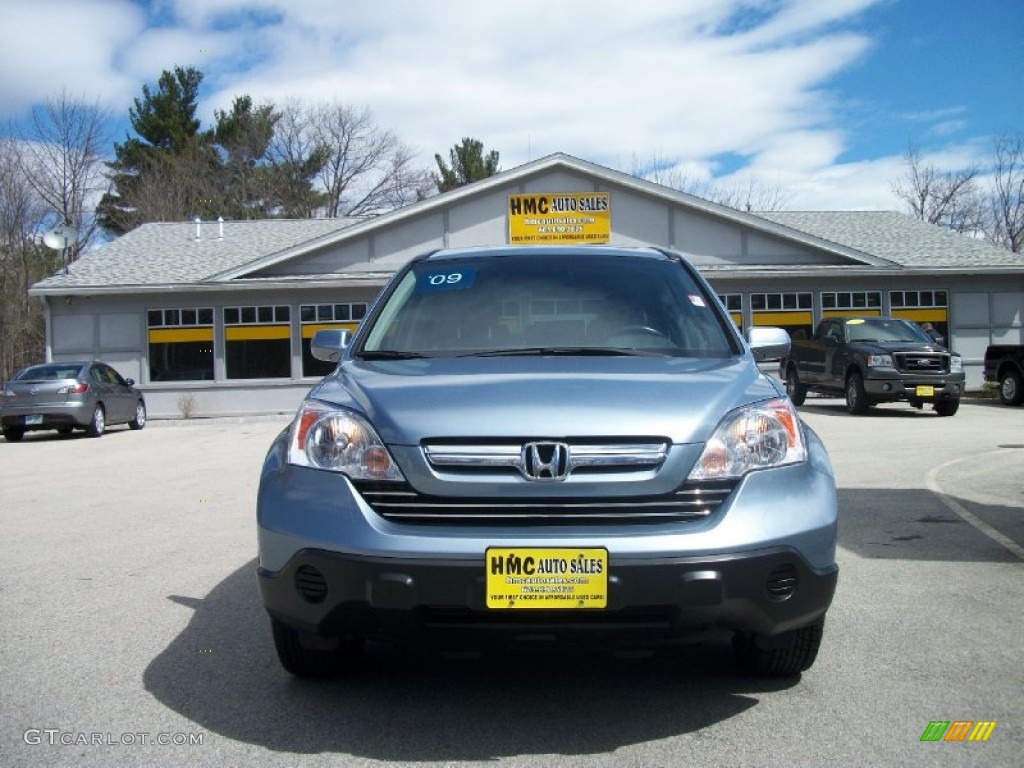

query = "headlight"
(288, 400), (404, 480)
(950, 355), (962, 372)
(688, 398), (807, 481)
(867, 354), (894, 368)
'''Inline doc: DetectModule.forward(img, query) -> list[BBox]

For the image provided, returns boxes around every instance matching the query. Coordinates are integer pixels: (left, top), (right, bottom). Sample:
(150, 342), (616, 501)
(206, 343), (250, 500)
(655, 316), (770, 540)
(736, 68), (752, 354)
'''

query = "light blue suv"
(257, 246), (838, 677)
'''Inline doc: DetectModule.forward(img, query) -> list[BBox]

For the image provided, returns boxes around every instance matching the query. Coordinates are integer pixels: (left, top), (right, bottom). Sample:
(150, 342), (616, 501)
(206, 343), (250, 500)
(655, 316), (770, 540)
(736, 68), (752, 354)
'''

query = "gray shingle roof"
(32, 218), (358, 290)
(30, 156), (1022, 296)
(757, 211), (1023, 268)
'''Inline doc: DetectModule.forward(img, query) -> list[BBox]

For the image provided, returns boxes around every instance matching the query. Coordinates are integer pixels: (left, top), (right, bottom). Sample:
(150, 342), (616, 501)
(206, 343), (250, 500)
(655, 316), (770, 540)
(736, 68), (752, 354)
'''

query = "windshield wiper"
(457, 347), (665, 357)
(357, 350), (430, 360)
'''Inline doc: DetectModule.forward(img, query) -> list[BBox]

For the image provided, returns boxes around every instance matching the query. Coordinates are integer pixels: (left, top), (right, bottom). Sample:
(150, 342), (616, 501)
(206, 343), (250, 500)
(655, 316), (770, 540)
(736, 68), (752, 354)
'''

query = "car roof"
(419, 245), (678, 262)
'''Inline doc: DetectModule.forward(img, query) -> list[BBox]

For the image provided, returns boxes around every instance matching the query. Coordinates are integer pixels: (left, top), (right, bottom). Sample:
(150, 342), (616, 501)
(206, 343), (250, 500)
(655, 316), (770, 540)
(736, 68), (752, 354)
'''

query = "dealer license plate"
(915, 385), (935, 398)
(485, 547), (608, 609)
(25, 415), (43, 426)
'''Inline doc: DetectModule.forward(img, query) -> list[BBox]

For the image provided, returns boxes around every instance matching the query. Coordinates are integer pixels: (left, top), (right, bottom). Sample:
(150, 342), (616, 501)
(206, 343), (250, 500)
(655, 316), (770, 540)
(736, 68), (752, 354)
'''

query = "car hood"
(309, 356), (780, 446)
(849, 341), (951, 355)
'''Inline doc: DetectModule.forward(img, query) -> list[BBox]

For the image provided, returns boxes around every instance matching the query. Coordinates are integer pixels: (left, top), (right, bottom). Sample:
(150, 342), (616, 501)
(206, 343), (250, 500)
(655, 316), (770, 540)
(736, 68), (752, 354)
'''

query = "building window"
(300, 303), (367, 377)
(821, 291), (882, 317)
(889, 290), (950, 341)
(147, 308), (214, 382)
(749, 292), (813, 340)
(717, 294), (743, 328)
(224, 305), (292, 379)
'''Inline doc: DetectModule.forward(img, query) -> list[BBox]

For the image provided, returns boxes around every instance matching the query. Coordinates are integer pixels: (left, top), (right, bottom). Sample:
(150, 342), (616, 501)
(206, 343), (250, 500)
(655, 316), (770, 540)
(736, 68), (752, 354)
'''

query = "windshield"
(360, 253), (738, 358)
(844, 317), (933, 343)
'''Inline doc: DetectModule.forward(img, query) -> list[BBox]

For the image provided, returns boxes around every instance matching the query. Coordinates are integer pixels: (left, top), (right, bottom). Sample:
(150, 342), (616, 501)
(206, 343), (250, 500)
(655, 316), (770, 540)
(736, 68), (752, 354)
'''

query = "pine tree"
(97, 66), (217, 234)
(434, 138), (500, 192)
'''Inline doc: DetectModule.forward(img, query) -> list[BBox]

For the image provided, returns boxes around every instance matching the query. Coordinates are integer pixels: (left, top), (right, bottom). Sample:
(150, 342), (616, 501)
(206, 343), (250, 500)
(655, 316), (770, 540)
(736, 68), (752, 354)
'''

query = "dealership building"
(29, 153), (1024, 418)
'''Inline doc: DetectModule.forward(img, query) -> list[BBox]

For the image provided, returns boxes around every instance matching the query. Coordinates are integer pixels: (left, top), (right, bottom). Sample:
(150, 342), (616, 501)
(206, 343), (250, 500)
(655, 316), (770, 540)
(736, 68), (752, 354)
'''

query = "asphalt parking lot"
(1, 398), (1022, 767)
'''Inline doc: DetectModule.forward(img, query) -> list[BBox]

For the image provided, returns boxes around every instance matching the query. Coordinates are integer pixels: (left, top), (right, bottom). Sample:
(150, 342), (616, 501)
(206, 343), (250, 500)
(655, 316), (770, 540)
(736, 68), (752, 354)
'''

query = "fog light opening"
(295, 565), (328, 604)
(766, 563), (799, 601)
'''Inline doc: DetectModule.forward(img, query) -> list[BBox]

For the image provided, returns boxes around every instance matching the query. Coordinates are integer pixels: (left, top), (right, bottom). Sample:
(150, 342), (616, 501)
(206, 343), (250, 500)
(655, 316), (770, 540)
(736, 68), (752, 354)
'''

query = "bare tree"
(14, 90), (111, 262)
(893, 143), (986, 235)
(123, 139), (221, 224)
(0, 140), (60, 380)
(310, 102), (432, 217)
(988, 132), (1024, 253)
(265, 100), (328, 218)
(709, 177), (792, 212)
(628, 152), (790, 211)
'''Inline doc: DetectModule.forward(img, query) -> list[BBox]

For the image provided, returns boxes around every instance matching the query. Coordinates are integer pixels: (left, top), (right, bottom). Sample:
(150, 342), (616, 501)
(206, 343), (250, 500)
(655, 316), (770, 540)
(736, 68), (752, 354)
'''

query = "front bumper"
(863, 374), (963, 402)
(258, 547), (838, 642)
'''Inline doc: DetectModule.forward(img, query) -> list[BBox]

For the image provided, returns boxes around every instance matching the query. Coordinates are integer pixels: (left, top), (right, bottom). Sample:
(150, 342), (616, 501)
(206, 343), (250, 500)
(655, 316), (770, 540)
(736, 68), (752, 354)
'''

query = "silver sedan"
(0, 361), (146, 441)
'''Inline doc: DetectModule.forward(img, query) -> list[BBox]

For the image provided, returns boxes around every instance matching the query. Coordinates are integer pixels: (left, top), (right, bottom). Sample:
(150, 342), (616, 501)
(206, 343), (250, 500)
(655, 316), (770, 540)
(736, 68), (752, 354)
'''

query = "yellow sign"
(486, 547), (608, 609)
(508, 193), (611, 245)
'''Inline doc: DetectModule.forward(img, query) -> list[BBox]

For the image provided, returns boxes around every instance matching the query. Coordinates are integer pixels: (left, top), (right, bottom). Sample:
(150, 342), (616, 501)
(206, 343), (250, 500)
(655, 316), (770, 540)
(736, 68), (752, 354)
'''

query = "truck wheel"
(1000, 369), (1023, 406)
(845, 373), (870, 415)
(3, 426), (25, 442)
(270, 618), (362, 678)
(733, 618), (825, 676)
(786, 368), (807, 406)
(935, 399), (960, 417)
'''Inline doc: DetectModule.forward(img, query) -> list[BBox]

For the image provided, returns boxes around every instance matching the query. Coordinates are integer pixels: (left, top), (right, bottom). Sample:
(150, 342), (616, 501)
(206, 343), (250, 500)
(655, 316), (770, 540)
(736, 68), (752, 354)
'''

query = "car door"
(88, 365), (117, 421)
(100, 364), (135, 423)
(824, 322), (850, 384)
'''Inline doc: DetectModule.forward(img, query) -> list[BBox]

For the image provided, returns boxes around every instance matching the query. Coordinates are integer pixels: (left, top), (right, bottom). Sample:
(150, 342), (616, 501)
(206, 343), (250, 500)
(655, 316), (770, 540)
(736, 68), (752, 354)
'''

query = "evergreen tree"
(434, 138), (500, 192)
(214, 95), (280, 218)
(97, 66), (217, 234)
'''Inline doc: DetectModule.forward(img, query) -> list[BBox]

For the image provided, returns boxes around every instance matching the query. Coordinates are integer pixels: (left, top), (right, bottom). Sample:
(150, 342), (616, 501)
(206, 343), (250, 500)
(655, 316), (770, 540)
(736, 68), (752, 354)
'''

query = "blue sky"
(1, 0), (1020, 211)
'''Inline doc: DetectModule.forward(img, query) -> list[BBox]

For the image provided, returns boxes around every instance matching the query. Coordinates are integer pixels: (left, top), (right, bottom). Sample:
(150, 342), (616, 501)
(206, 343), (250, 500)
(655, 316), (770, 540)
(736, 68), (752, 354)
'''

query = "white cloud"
(0, 0), (146, 115)
(2, 0), (994, 212)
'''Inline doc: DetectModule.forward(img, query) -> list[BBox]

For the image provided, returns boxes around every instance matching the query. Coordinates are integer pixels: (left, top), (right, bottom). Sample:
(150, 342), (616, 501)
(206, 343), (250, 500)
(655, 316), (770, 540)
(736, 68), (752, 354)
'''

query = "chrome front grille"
(893, 352), (949, 374)
(351, 480), (737, 526)
(423, 440), (669, 480)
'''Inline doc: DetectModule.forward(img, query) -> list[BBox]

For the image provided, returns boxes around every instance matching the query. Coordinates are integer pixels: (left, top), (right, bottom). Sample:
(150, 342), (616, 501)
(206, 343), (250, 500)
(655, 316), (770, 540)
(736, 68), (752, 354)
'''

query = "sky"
(1, 0), (1021, 212)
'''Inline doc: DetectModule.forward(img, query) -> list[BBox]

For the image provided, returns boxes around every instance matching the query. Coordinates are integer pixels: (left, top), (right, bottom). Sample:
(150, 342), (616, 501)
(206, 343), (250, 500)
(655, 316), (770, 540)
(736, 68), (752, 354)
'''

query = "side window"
(90, 366), (105, 384)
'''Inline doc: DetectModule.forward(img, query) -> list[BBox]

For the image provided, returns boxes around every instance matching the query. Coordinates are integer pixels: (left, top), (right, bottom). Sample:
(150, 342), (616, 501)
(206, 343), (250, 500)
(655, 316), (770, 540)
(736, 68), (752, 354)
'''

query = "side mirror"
(125, 378), (135, 386)
(310, 329), (352, 363)
(745, 326), (791, 362)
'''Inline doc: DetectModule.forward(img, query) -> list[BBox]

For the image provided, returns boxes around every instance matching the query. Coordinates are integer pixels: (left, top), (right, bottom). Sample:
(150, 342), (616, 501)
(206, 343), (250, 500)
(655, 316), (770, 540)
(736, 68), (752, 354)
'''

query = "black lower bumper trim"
(259, 548), (837, 642)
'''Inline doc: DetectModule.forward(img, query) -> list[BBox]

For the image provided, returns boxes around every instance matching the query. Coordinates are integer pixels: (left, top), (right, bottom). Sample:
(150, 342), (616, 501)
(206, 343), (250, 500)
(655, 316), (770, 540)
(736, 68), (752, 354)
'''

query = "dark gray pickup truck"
(984, 345), (1024, 405)
(783, 316), (964, 416)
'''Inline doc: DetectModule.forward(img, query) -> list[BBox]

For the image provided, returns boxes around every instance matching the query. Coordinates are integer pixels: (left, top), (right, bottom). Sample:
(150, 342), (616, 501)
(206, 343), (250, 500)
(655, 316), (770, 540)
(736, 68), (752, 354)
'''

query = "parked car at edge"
(783, 316), (964, 416)
(0, 361), (146, 441)
(984, 344), (1024, 405)
(257, 245), (839, 679)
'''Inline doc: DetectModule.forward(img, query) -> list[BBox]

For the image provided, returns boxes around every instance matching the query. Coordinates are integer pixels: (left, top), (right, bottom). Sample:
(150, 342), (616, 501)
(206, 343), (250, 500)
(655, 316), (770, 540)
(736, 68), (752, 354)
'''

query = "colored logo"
(920, 721), (997, 742)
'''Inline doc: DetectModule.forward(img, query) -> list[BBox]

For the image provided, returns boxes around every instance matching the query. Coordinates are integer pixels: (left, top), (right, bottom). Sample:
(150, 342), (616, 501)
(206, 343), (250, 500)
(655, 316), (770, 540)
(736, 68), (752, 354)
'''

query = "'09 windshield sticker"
(416, 267), (476, 293)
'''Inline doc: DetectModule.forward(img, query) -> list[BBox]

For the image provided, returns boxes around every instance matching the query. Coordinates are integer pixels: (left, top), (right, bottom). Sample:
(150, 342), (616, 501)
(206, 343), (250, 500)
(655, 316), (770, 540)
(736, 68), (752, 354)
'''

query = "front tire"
(786, 367), (807, 406)
(1000, 369), (1023, 406)
(845, 372), (870, 415)
(85, 405), (105, 437)
(733, 618), (825, 676)
(129, 401), (147, 430)
(935, 399), (960, 417)
(270, 618), (363, 678)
